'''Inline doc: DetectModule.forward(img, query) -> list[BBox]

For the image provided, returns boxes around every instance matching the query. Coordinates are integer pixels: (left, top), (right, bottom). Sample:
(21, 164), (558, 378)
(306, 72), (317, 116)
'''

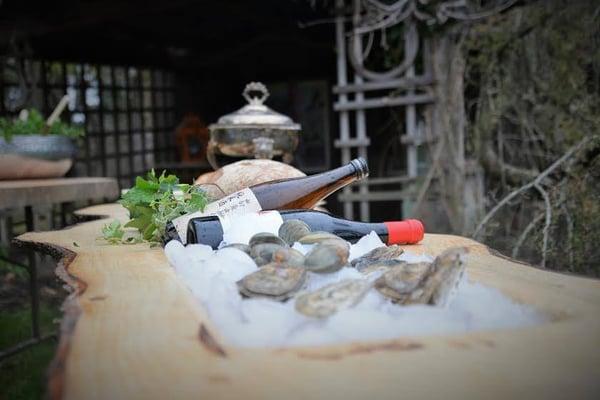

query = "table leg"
(0, 210), (12, 247)
(25, 205), (40, 339)
(60, 202), (69, 228)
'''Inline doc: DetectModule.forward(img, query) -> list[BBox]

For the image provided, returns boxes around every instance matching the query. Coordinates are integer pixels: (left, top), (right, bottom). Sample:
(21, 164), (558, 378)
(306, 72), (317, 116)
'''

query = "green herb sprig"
(114, 170), (208, 244)
(100, 220), (143, 245)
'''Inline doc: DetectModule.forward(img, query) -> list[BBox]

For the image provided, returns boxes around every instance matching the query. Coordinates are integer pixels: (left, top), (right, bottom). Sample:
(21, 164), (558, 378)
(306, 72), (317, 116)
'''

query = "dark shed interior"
(0, 0), (338, 186)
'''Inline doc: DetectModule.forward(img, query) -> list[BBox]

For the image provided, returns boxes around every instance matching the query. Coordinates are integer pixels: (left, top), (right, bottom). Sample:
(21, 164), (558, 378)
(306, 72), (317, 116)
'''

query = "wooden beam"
(334, 93), (435, 111)
(333, 75), (435, 94)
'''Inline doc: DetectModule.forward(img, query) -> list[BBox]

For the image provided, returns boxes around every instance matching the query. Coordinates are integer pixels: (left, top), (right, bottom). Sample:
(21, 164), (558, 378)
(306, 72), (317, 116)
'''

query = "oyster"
(250, 243), (304, 267)
(383, 262), (432, 294)
(375, 247), (467, 305)
(422, 247), (467, 306)
(359, 259), (406, 275)
(222, 243), (252, 256)
(298, 231), (342, 244)
(278, 219), (311, 245)
(304, 241), (349, 273)
(237, 263), (307, 301)
(249, 232), (287, 248)
(295, 279), (371, 318)
(374, 262), (432, 304)
(271, 247), (306, 268)
(250, 243), (287, 266)
(351, 245), (404, 272)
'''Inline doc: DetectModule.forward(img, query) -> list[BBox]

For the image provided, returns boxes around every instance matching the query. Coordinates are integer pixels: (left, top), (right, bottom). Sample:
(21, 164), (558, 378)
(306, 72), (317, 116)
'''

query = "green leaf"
(101, 220), (125, 241)
(146, 169), (159, 183)
(135, 175), (160, 191)
(158, 171), (179, 185)
(187, 192), (207, 212)
(119, 187), (156, 210)
(100, 220), (143, 245)
(124, 206), (153, 233)
(141, 222), (157, 241)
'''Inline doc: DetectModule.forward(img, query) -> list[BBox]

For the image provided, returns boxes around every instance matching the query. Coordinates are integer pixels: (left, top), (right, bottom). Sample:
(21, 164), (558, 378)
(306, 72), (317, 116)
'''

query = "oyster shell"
(237, 263), (307, 301)
(250, 243), (288, 266)
(351, 245), (404, 272)
(304, 241), (349, 273)
(295, 279), (371, 318)
(271, 247), (306, 268)
(359, 259), (406, 276)
(375, 247), (467, 305)
(222, 243), (252, 256)
(422, 247), (467, 306)
(250, 243), (304, 267)
(298, 231), (342, 244)
(383, 262), (432, 294)
(278, 219), (311, 245)
(249, 232), (287, 248)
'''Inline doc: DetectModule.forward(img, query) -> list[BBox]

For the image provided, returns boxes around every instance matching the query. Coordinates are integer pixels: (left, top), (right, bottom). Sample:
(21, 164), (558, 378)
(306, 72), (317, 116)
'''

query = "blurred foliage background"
(464, 0), (600, 275)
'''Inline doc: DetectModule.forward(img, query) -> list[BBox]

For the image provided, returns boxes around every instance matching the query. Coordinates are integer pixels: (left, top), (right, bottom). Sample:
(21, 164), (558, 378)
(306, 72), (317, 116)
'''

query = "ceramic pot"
(0, 134), (78, 180)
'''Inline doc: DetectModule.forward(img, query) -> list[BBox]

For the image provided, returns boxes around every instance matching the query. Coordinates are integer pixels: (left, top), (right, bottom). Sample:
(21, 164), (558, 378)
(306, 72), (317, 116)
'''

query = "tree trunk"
(430, 27), (484, 235)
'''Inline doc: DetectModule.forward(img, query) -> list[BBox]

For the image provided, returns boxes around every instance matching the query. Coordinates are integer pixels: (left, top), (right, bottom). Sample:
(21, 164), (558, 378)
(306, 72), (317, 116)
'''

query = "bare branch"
(534, 183), (551, 268)
(438, 0), (518, 22)
(512, 212), (544, 259)
(473, 136), (592, 238)
(481, 144), (540, 183)
(562, 203), (575, 272)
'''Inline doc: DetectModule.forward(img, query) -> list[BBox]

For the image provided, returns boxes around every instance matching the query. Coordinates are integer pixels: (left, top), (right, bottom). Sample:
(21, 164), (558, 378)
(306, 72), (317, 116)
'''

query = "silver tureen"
(206, 82), (301, 170)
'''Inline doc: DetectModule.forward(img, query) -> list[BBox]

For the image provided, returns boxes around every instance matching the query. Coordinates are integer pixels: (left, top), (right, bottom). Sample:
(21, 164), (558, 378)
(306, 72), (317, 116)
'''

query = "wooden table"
(15, 204), (600, 400)
(0, 178), (119, 359)
(0, 177), (119, 209)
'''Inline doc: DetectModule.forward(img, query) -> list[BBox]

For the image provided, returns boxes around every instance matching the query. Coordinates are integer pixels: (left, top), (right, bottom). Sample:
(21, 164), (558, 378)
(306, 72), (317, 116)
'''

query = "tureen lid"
(210, 82), (300, 130)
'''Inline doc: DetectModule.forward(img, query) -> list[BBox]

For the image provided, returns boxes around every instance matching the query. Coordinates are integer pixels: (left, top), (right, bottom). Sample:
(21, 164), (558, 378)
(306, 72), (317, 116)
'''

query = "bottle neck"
(325, 214), (388, 243)
(349, 158), (369, 180)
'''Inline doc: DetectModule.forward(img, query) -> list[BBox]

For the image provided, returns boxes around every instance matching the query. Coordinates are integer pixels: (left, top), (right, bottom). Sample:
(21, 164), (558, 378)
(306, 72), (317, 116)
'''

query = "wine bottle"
(183, 209), (424, 249)
(247, 157), (368, 209)
(168, 158), (369, 243)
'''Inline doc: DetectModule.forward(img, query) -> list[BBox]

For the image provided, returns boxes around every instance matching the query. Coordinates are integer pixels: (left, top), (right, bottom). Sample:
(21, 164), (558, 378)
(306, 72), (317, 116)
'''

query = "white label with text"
(171, 188), (262, 244)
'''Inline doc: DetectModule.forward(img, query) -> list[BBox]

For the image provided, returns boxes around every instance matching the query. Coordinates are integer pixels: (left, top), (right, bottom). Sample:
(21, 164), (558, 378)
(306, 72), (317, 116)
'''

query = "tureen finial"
(243, 82), (269, 105)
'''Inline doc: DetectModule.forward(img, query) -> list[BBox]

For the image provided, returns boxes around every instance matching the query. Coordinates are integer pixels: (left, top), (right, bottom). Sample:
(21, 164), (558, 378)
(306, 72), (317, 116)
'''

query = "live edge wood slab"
(15, 204), (600, 400)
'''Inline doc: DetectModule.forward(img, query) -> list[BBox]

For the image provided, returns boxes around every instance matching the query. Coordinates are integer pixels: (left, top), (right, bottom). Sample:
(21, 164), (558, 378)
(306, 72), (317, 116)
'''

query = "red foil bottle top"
(383, 219), (425, 245)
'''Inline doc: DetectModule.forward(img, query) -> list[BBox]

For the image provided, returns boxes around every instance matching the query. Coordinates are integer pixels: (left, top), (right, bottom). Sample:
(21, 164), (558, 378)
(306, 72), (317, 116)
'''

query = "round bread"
(195, 159), (305, 196)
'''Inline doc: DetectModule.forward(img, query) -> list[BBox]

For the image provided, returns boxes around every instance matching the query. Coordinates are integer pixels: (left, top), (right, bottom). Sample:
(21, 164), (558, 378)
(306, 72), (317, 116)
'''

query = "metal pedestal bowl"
(207, 82), (301, 170)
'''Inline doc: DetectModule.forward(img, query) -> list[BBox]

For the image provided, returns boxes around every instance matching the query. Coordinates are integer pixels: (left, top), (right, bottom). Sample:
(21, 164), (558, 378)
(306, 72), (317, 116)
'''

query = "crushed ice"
(164, 212), (543, 348)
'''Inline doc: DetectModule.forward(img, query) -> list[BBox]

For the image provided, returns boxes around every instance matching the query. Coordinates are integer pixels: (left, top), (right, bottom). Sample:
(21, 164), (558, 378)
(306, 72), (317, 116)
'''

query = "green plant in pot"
(0, 98), (85, 180)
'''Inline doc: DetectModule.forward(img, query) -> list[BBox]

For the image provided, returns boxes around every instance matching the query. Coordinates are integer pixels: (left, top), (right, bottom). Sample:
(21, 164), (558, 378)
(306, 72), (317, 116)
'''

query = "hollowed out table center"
(15, 203), (600, 400)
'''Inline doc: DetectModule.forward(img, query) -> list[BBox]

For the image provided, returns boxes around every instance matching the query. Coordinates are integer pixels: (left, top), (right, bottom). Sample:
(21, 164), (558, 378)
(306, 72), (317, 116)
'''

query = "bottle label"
(171, 188), (262, 244)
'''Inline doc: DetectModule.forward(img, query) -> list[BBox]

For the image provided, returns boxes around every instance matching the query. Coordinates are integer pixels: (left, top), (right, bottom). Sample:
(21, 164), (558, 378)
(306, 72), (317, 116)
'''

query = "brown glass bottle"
(248, 157), (368, 209)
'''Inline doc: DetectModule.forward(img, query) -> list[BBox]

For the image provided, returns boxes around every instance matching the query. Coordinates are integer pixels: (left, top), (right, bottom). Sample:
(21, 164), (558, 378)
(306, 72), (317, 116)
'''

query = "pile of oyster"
(230, 219), (467, 319)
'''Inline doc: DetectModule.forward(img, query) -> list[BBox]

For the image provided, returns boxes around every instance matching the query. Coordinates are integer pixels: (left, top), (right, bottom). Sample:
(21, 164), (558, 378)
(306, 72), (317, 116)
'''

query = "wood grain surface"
(15, 204), (600, 400)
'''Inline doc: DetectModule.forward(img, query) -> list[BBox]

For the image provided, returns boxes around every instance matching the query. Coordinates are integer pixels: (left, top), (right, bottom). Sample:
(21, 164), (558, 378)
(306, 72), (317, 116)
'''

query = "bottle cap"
(383, 219), (424, 245)
(350, 158), (369, 179)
